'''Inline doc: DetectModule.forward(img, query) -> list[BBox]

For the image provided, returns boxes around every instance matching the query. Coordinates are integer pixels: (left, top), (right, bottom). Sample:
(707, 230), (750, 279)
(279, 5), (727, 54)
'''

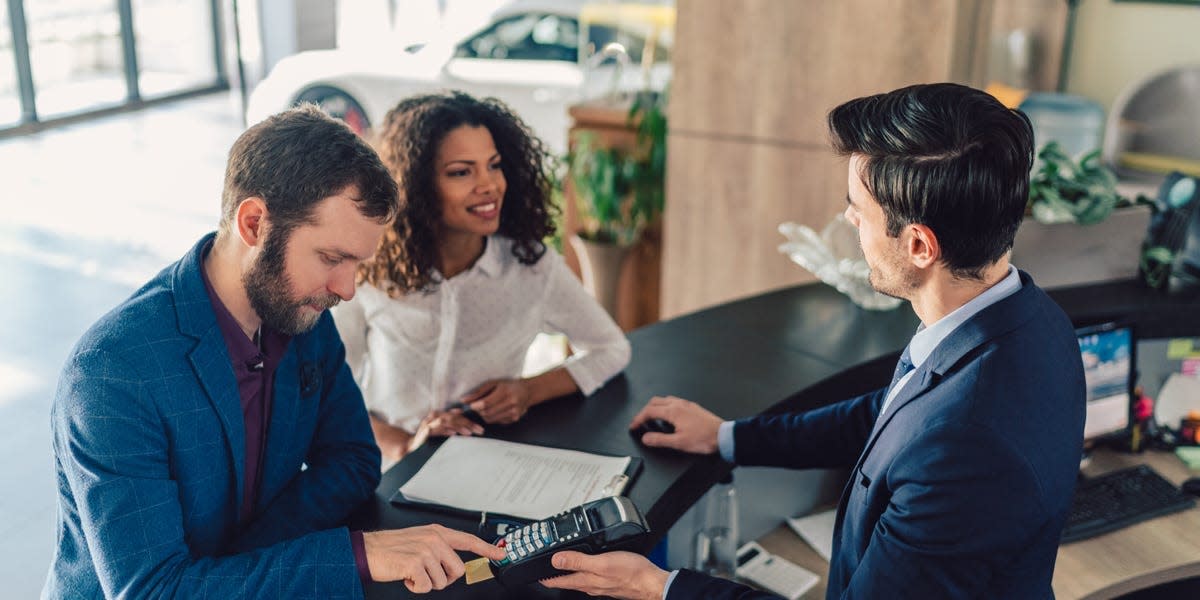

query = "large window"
(0, 8), (18, 126)
(133, 0), (217, 99)
(26, 0), (126, 117)
(1, 0), (223, 131)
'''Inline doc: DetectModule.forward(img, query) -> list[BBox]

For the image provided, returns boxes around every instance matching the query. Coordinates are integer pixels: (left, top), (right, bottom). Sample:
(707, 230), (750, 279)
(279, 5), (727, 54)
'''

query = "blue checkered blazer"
(44, 233), (381, 599)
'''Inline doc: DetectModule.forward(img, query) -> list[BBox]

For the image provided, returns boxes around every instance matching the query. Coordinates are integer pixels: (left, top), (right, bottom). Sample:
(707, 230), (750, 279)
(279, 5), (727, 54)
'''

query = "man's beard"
(244, 228), (340, 335)
(866, 241), (919, 301)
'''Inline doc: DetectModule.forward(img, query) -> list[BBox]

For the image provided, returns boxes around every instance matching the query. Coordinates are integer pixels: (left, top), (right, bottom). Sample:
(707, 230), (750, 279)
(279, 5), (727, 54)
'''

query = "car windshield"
(455, 13), (579, 62)
(583, 23), (668, 65)
(453, 13), (668, 65)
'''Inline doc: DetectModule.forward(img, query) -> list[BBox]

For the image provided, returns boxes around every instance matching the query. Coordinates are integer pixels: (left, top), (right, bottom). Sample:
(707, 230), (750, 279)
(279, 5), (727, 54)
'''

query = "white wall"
(1066, 0), (1200, 112)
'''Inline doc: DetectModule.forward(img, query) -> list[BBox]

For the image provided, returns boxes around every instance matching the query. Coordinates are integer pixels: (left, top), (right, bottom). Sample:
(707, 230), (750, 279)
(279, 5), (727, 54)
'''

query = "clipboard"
(388, 437), (643, 522)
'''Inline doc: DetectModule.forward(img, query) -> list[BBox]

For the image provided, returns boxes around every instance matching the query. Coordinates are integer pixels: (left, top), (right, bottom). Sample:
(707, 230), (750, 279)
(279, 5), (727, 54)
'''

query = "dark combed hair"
(360, 91), (556, 295)
(828, 82), (1034, 280)
(220, 104), (398, 238)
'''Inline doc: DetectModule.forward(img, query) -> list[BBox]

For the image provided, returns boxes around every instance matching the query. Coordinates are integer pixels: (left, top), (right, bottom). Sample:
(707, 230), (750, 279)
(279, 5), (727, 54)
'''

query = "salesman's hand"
(541, 551), (669, 600)
(630, 396), (723, 455)
(363, 525), (506, 593)
(464, 379), (533, 425)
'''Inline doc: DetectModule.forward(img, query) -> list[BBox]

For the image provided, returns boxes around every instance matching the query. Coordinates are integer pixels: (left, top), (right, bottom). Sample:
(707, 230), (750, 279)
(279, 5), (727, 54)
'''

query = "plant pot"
(569, 234), (632, 318)
(1011, 204), (1152, 289)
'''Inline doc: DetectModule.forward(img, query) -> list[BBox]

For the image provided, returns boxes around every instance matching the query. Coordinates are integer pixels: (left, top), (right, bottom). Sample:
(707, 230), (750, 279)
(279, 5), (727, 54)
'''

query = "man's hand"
(464, 379), (533, 424)
(541, 551), (669, 600)
(629, 396), (723, 455)
(363, 525), (506, 593)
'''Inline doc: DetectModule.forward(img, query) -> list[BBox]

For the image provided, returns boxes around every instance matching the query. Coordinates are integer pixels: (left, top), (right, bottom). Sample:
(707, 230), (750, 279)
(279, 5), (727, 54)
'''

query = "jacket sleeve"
(53, 348), (365, 599)
(731, 387), (886, 469)
(540, 250), (631, 395)
(839, 422), (1047, 599)
(230, 314), (381, 550)
(667, 569), (782, 599)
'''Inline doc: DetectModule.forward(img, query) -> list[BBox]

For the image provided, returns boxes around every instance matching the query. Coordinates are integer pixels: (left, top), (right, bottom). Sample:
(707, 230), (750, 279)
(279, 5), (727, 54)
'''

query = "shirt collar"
(471, 235), (503, 278)
(908, 265), (1021, 368)
(433, 236), (503, 283)
(199, 240), (291, 373)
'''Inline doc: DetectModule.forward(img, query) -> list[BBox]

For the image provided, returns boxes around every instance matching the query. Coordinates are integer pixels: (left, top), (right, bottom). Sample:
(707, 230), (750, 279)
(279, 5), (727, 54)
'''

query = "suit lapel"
(174, 233), (247, 517)
(850, 368), (937, 476)
(261, 346), (300, 500)
(189, 331), (247, 506)
(851, 272), (1043, 471)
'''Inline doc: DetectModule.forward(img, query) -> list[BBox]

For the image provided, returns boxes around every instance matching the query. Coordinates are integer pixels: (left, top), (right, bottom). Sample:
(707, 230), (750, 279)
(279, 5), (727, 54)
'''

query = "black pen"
(448, 401), (487, 426)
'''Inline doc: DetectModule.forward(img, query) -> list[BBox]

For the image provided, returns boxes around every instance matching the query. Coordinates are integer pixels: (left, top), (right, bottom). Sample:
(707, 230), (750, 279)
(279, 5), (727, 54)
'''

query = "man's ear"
(906, 223), (940, 269)
(235, 197), (268, 248)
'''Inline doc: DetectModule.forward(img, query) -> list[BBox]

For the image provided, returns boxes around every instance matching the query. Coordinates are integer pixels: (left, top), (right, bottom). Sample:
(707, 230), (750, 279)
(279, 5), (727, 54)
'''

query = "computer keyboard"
(1062, 464), (1196, 543)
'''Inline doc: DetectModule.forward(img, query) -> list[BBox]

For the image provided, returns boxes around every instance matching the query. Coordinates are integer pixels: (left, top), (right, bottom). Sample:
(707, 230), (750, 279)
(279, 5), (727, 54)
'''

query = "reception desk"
(358, 278), (1200, 598)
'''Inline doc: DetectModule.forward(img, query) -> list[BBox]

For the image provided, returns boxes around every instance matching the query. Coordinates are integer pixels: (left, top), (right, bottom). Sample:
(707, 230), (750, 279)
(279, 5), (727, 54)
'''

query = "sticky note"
(1176, 446), (1200, 471)
(1167, 339), (1198, 360)
(1183, 359), (1200, 377)
(464, 558), (494, 585)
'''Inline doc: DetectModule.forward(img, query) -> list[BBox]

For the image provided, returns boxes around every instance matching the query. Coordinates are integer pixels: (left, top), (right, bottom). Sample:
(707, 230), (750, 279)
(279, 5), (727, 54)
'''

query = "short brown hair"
(220, 104), (398, 237)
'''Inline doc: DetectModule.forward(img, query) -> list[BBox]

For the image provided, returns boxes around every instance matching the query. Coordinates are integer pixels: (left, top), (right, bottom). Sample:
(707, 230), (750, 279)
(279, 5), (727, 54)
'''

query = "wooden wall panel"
(661, 136), (847, 317)
(670, 0), (963, 145)
(661, 0), (1071, 318)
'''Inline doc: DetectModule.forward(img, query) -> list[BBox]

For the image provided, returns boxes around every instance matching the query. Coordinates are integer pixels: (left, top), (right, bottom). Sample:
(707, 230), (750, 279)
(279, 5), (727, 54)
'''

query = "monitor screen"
(1076, 322), (1133, 440)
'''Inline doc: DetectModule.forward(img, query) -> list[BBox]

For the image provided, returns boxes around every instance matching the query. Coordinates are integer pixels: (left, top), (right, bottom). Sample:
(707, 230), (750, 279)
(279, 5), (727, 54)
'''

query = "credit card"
(464, 558), (495, 585)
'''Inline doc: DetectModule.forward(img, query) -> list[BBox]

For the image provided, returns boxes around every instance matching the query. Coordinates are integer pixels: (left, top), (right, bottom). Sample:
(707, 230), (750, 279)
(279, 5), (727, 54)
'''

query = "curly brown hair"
(359, 91), (557, 295)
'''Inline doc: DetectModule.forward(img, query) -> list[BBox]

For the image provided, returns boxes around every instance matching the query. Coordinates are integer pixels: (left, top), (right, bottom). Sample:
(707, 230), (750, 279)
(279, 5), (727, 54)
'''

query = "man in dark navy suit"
(543, 83), (1086, 599)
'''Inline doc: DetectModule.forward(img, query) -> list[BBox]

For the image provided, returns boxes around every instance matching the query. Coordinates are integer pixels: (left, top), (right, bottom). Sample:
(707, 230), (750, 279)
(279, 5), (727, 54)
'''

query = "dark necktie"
(877, 345), (915, 419)
(889, 345), (915, 391)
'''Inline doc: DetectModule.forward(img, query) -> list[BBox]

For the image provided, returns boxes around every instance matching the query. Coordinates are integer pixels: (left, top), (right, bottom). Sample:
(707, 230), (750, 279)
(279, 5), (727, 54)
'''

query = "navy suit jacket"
(670, 271), (1085, 599)
(44, 233), (382, 599)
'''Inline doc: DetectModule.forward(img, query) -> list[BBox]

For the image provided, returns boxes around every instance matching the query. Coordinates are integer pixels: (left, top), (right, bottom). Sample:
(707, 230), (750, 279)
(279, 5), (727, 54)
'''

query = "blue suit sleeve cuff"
(662, 569), (680, 600)
(718, 421), (736, 463)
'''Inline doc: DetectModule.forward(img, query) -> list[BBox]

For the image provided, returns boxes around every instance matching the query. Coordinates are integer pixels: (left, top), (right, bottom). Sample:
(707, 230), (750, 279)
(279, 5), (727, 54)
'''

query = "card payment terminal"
(490, 496), (650, 585)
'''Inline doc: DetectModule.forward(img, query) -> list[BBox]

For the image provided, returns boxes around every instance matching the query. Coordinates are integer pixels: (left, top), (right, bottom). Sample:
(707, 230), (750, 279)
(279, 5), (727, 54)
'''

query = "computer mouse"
(1181, 477), (1200, 497)
(630, 418), (675, 441)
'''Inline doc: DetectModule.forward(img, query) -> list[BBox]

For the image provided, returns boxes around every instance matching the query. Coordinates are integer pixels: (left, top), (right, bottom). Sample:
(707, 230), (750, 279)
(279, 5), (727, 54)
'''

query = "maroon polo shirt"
(200, 245), (372, 585)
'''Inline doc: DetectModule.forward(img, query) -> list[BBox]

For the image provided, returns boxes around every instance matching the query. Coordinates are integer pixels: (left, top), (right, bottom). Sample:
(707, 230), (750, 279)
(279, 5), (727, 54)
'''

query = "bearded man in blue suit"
(44, 106), (504, 599)
(544, 83), (1086, 599)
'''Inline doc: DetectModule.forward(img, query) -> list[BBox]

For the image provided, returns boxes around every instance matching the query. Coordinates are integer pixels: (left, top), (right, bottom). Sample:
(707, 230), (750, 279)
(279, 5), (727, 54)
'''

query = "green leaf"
(566, 89), (669, 245)
(1028, 140), (1122, 225)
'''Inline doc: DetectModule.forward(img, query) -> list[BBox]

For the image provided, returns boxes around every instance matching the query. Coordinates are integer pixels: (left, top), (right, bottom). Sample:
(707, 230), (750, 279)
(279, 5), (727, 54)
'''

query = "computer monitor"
(1076, 321), (1135, 441)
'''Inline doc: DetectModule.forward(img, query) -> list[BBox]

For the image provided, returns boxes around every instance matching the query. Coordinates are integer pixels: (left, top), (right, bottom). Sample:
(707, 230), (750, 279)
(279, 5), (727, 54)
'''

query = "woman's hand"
(463, 379), (534, 425)
(407, 410), (485, 453)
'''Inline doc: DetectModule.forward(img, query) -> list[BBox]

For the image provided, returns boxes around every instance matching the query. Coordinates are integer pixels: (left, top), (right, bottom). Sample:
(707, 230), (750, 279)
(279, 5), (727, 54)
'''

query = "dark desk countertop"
(359, 277), (1199, 598)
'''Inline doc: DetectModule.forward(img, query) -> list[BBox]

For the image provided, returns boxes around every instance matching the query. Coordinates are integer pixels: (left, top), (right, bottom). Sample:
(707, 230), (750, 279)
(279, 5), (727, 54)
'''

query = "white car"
(245, 0), (672, 154)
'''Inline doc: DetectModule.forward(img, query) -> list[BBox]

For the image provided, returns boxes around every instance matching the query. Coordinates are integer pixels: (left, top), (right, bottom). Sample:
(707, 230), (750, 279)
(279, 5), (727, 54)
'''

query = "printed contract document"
(397, 436), (632, 520)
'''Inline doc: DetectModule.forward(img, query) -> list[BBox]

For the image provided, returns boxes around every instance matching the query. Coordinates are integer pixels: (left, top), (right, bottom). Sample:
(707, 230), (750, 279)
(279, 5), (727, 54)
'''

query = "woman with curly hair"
(332, 91), (631, 463)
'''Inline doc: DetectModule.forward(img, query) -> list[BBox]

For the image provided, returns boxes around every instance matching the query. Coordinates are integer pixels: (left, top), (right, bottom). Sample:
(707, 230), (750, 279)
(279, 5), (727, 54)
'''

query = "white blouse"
(332, 236), (632, 433)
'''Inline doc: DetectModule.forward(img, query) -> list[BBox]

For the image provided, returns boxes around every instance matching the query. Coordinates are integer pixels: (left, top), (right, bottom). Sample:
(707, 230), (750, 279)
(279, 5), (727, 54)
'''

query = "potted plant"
(565, 92), (667, 314)
(1011, 141), (1154, 288)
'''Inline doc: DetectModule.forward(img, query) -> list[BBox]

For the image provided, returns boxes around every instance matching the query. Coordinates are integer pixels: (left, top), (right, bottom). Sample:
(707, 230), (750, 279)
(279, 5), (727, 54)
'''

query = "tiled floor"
(0, 93), (244, 597)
